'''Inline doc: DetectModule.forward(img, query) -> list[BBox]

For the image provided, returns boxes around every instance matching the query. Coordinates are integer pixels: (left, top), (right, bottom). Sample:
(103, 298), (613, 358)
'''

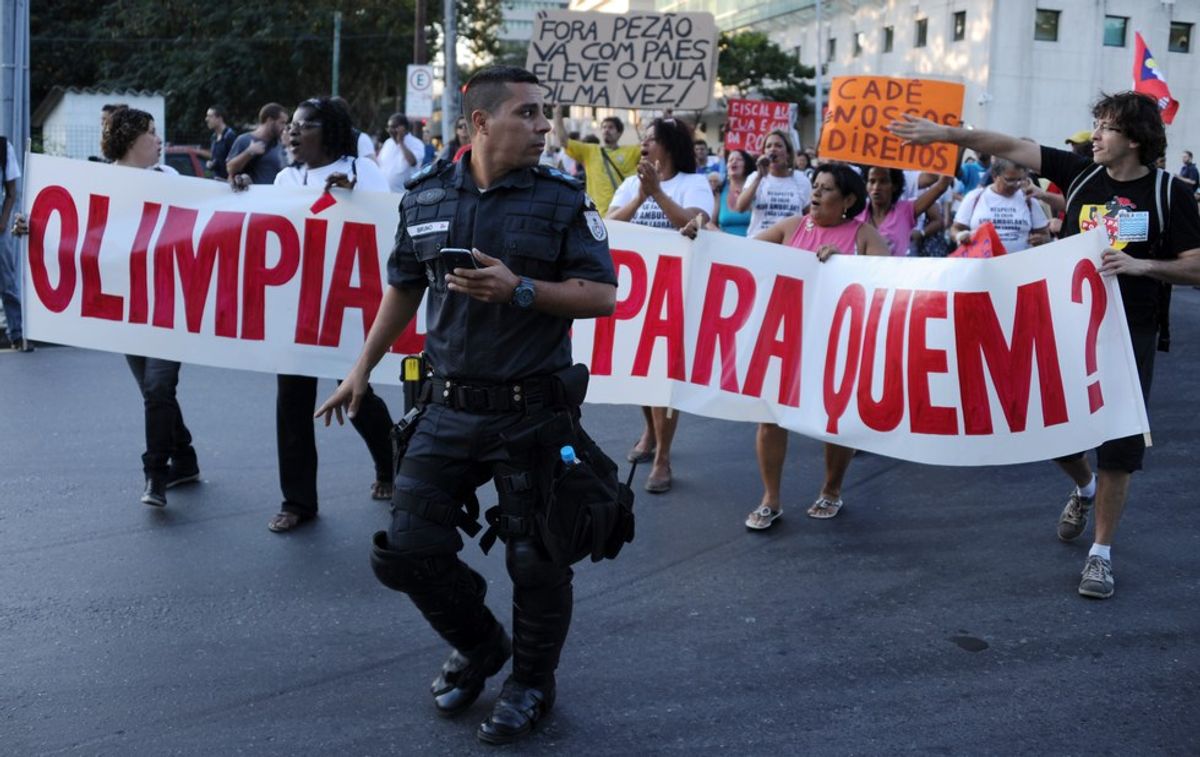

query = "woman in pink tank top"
(857, 166), (952, 257)
(745, 164), (889, 531)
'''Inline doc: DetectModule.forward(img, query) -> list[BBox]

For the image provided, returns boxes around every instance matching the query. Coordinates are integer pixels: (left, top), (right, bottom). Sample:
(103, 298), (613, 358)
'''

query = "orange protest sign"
(819, 76), (964, 175)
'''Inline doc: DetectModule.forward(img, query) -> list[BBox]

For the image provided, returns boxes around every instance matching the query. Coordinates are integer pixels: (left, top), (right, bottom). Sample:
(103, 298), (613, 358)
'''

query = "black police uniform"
(369, 153), (616, 740)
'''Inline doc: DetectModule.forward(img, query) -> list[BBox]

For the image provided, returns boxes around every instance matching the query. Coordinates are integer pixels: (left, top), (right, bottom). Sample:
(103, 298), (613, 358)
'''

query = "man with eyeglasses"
(224, 103), (289, 186)
(890, 91), (1200, 600)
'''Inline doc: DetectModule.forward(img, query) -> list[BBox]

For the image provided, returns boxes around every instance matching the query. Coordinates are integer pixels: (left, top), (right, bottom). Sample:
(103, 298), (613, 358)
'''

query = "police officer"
(316, 66), (617, 744)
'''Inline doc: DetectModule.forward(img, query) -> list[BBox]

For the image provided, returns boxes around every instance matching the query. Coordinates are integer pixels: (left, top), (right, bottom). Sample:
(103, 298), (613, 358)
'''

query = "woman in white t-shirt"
(735, 129), (813, 237)
(260, 97), (395, 532)
(273, 98), (389, 194)
(952, 157), (1050, 252)
(607, 117), (711, 494)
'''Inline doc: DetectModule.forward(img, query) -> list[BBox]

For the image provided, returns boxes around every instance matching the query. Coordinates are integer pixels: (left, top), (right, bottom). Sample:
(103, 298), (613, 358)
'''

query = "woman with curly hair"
(104, 108), (197, 507)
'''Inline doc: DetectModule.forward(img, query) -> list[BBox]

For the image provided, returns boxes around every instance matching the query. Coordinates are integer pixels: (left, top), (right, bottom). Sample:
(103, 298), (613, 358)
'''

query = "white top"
(273, 156), (389, 193)
(954, 186), (1049, 253)
(609, 172), (712, 229)
(3, 146), (21, 182)
(357, 131), (377, 163)
(380, 133), (427, 193)
(745, 171), (813, 237)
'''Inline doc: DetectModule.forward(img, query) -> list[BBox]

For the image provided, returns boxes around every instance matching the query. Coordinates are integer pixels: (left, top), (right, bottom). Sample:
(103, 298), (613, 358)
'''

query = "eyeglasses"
(1092, 120), (1123, 134)
(289, 120), (322, 131)
(999, 176), (1026, 185)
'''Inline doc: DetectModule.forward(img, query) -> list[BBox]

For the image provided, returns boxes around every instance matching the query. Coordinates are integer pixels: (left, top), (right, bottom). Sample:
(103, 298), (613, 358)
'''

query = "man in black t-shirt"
(204, 106), (237, 180)
(891, 92), (1200, 600)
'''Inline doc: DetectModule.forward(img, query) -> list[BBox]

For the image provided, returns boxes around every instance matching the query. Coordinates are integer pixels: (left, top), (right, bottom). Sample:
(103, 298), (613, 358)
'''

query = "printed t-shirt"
(1040, 146), (1200, 327)
(745, 171), (813, 237)
(954, 186), (1049, 252)
(609, 172), (712, 229)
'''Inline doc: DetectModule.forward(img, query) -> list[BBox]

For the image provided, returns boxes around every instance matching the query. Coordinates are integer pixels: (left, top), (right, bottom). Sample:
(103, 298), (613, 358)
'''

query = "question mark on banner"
(1071, 259), (1107, 413)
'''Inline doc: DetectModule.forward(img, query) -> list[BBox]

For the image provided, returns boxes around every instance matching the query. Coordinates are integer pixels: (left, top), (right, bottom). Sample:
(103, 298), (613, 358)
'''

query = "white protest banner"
(24, 155), (1148, 467)
(525, 10), (717, 110)
(569, 224), (1149, 466)
(22, 155), (423, 382)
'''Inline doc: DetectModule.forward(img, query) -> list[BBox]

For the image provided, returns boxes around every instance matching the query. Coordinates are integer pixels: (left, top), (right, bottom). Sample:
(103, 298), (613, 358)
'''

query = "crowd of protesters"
(6, 81), (1200, 609)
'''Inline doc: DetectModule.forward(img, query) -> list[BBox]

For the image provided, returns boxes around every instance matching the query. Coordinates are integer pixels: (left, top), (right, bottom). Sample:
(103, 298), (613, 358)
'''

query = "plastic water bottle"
(560, 445), (579, 465)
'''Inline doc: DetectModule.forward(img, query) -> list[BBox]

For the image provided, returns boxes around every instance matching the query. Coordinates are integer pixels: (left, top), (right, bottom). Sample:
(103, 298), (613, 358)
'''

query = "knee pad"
(506, 537), (572, 590)
(370, 530), (458, 594)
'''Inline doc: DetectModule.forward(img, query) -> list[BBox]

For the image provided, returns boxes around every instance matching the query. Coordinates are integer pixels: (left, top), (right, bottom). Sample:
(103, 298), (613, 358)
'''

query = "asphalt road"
(3, 289), (1199, 756)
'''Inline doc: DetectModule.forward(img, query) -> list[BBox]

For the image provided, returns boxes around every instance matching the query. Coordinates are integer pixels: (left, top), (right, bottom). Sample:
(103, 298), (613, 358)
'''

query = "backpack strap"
(1063, 164), (1105, 219)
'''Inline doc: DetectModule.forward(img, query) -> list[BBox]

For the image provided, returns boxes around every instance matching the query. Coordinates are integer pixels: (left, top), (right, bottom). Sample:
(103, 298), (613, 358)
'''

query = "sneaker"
(1078, 555), (1114, 599)
(1057, 489), (1093, 542)
(140, 477), (167, 507)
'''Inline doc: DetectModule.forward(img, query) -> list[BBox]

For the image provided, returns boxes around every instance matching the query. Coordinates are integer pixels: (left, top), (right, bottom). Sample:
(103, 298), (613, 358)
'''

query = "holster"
(480, 365), (635, 567)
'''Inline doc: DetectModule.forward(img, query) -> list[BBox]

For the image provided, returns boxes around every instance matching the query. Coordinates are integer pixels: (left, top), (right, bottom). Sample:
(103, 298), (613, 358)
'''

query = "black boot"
(140, 476), (167, 507)
(477, 676), (556, 745)
(431, 623), (512, 717)
(369, 531), (510, 717)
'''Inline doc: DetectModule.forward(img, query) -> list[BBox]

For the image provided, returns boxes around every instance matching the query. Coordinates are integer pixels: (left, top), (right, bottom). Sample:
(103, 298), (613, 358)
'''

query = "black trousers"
(126, 356), (195, 477)
(376, 403), (574, 687)
(276, 374), (393, 517)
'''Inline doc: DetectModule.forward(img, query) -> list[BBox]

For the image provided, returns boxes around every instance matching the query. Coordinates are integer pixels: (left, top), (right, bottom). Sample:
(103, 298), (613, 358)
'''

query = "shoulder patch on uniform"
(534, 163), (583, 188)
(404, 158), (451, 190)
(582, 194), (597, 211)
(584, 210), (608, 241)
(416, 188), (446, 205)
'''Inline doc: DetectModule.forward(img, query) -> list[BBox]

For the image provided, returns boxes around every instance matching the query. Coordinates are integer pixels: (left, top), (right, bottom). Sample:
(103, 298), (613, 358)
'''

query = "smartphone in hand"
(439, 247), (477, 272)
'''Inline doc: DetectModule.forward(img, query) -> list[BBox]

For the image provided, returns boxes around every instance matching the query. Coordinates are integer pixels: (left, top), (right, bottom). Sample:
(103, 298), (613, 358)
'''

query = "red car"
(164, 145), (211, 178)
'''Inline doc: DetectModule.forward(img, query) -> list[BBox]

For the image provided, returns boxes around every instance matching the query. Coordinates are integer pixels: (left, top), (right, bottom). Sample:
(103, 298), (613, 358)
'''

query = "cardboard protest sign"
(820, 76), (964, 174)
(526, 10), (717, 110)
(25, 155), (1146, 466)
(724, 99), (797, 154)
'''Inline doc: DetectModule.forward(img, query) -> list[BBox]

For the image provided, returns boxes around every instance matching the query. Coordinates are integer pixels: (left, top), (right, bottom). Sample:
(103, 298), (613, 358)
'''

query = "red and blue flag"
(1133, 31), (1178, 124)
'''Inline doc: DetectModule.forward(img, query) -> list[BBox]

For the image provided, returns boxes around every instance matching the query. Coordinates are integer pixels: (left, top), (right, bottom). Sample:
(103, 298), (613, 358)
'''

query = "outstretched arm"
(888, 115), (1043, 172)
(315, 286), (424, 424)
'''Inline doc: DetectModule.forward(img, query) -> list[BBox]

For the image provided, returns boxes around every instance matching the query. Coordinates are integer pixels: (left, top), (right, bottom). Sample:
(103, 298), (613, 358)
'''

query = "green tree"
(31, 0), (500, 143)
(717, 31), (815, 113)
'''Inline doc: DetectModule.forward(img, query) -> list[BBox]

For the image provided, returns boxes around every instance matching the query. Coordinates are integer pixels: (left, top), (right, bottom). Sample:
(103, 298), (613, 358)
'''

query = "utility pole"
(332, 11), (342, 97)
(441, 0), (457, 148)
(814, 0), (823, 147)
(415, 0), (426, 65)
(1, 0), (31, 154)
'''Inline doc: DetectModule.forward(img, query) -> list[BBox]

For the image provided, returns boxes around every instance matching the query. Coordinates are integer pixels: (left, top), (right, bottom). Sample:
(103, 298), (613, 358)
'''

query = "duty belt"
(427, 375), (563, 413)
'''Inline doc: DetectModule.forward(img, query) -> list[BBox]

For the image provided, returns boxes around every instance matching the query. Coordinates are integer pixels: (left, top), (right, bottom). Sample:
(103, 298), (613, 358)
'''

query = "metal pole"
(415, 0), (426, 65)
(814, 0), (823, 147)
(441, 0), (457, 148)
(332, 11), (342, 97)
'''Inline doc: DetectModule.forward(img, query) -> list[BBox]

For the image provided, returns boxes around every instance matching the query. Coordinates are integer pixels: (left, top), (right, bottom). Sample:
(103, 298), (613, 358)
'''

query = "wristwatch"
(510, 276), (536, 309)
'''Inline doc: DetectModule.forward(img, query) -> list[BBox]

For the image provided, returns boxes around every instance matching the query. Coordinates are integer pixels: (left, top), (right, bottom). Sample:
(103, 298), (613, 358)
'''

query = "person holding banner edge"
(22, 107), (202, 507)
(609, 116), (713, 493)
(889, 92), (1200, 599)
(315, 66), (620, 744)
(255, 97), (395, 533)
(740, 163), (889, 529)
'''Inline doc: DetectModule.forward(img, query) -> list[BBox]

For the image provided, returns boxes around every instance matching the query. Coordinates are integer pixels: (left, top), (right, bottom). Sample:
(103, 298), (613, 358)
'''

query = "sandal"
(371, 480), (394, 501)
(626, 442), (656, 464)
(806, 496), (844, 520)
(645, 466), (672, 493)
(267, 511), (314, 533)
(745, 505), (782, 531)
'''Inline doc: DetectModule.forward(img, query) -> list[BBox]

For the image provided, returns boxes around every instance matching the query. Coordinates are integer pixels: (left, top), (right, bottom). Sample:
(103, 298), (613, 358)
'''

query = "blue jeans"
(126, 356), (195, 477)
(0, 231), (22, 341)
